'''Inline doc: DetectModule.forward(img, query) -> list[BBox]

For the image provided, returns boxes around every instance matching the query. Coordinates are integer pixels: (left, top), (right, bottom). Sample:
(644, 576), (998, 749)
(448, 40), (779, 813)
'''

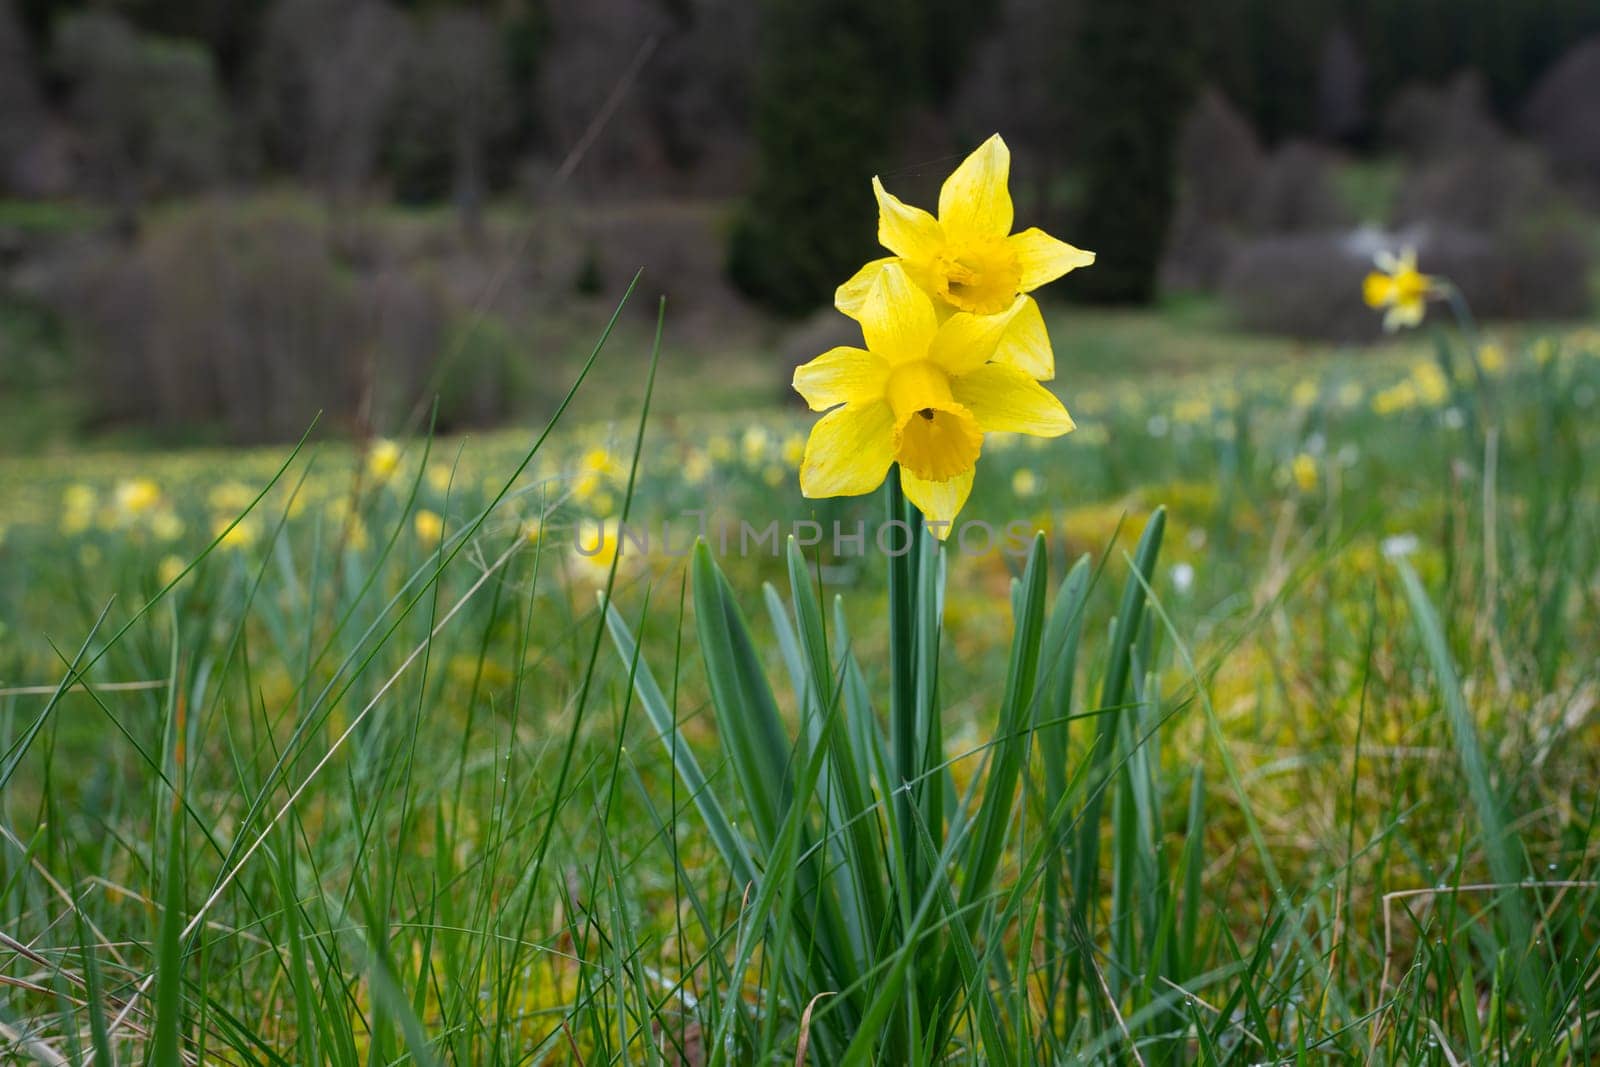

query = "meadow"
(1, 296), (1598, 1063)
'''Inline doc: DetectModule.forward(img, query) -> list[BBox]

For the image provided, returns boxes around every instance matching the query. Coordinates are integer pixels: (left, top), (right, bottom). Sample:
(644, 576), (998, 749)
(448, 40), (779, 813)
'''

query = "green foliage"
(726, 0), (916, 315)
(2, 293), (1599, 1062)
(607, 508), (1177, 1061)
(1067, 0), (1197, 304)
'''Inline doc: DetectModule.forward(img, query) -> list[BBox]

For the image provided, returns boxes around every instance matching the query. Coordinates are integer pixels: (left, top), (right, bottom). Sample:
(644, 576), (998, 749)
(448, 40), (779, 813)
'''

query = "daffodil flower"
(794, 263), (1074, 533)
(1362, 249), (1436, 332)
(836, 134), (1093, 381)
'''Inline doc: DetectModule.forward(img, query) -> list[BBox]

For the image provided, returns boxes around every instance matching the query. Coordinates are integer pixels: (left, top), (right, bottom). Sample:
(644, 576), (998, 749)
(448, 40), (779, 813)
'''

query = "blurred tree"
(948, 0), (1077, 229)
(1067, 0), (1195, 303)
(1523, 35), (1600, 194)
(920, 0), (994, 105)
(727, 0), (917, 315)
(391, 8), (512, 240)
(0, 0), (46, 195)
(258, 0), (409, 209)
(1316, 26), (1367, 144)
(54, 11), (227, 237)
(536, 0), (671, 185)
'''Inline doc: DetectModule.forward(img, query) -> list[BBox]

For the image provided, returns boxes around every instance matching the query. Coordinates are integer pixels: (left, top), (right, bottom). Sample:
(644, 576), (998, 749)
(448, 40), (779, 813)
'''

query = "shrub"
(1522, 36), (1600, 199)
(53, 13), (227, 231)
(1382, 72), (1502, 164)
(46, 201), (449, 442)
(1249, 140), (1351, 233)
(726, 0), (911, 316)
(1393, 145), (1553, 231)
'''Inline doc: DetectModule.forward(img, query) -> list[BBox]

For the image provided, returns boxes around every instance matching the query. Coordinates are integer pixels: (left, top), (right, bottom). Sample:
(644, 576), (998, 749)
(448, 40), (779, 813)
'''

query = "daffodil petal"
(898, 466), (974, 534)
(938, 134), (1014, 241)
(873, 177), (944, 261)
(951, 363), (1075, 437)
(1362, 272), (1395, 309)
(835, 257), (897, 318)
(1384, 300), (1424, 332)
(928, 296), (1026, 376)
(793, 346), (889, 411)
(990, 295), (1053, 380)
(859, 262), (938, 363)
(799, 401), (896, 498)
(1009, 228), (1094, 291)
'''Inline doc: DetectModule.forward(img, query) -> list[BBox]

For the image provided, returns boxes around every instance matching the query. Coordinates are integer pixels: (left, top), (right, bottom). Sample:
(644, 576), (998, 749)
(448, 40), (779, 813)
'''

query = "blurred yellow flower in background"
(1372, 380), (1419, 415)
(1011, 468), (1039, 498)
(367, 438), (402, 481)
(61, 484), (97, 535)
(837, 134), (1093, 380)
(573, 447), (620, 510)
(1410, 361), (1449, 405)
(114, 478), (162, 519)
(1362, 248), (1436, 332)
(683, 448), (713, 485)
(741, 427), (769, 464)
(212, 515), (257, 550)
(570, 518), (629, 584)
(426, 464), (454, 494)
(1291, 453), (1318, 492)
(414, 509), (444, 547)
(208, 481), (253, 512)
(794, 263), (1074, 531)
(150, 510), (185, 542)
(157, 555), (186, 586)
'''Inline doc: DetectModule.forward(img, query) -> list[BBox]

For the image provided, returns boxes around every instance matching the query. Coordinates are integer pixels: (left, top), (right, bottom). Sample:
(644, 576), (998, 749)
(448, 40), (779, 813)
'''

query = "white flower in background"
(1171, 561), (1195, 595)
(1381, 533), (1420, 560)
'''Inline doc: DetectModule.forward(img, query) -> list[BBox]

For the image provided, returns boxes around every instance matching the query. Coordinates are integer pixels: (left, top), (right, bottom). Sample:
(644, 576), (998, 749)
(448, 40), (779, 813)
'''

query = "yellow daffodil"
(683, 448), (713, 485)
(425, 464), (454, 494)
(570, 517), (629, 584)
(414, 509), (444, 547)
(1011, 468), (1039, 498)
(157, 555), (186, 587)
(1362, 249), (1436, 332)
(1372, 381), (1418, 415)
(1410, 361), (1449, 406)
(836, 134), (1093, 380)
(367, 438), (402, 480)
(114, 478), (162, 518)
(208, 481), (253, 512)
(150, 510), (184, 542)
(794, 263), (1074, 532)
(1291, 453), (1318, 493)
(1477, 343), (1507, 375)
(212, 515), (257, 550)
(573, 447), (620, 507)
(741, 427), (769, 464)
(780, 433), (805, 469)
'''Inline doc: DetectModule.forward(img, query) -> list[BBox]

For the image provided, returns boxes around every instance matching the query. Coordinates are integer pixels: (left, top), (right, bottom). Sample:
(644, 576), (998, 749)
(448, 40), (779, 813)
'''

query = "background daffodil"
(1363, 248), (1436, 332)
(835, 134), (1093, 381)
(794, 263), (1074, 532)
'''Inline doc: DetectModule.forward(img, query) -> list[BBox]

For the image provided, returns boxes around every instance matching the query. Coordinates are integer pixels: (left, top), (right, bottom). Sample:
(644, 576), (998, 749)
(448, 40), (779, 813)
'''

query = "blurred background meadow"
(1, 0), (1599, 1063)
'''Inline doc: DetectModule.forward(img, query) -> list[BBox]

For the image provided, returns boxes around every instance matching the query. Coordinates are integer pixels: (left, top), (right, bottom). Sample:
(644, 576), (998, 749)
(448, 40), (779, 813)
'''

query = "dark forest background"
(3, 0), (1599, 441)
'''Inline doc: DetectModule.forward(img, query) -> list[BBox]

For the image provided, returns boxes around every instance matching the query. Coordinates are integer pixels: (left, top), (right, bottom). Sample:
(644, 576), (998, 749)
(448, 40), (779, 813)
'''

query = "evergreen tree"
(727, 0), (916, 316)
(1068, 0), (1196, 303)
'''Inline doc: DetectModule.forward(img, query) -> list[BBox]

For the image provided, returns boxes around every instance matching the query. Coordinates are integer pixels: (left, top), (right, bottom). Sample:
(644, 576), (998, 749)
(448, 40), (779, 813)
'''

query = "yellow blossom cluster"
(791, 135), (1093, 533)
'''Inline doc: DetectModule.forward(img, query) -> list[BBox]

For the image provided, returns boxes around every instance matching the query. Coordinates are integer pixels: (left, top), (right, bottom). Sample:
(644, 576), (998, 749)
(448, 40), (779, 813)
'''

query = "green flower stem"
(885, 468), (922, 916)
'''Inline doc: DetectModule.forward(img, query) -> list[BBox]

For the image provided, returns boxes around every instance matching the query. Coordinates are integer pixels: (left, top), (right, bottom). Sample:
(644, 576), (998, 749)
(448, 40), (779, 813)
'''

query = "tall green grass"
(0, 292), (1596, 1063)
